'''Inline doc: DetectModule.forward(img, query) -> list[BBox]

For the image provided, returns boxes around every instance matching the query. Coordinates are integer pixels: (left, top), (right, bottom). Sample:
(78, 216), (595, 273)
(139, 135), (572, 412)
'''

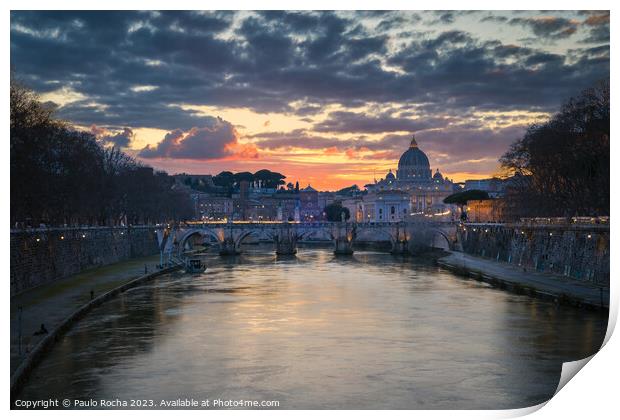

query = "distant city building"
(318, 191), (336, 215)
(191, 193), (233, 221)
(179, 136), (464, 222)
(275, 192), (301, 221)
(463, 178), (505, 198)
(248, 179), (278, 196)
(343, 190), (411, 222)
(466, 199), (506, 223)
(366, 135), (456, 216)
(299, 185), (321, 221)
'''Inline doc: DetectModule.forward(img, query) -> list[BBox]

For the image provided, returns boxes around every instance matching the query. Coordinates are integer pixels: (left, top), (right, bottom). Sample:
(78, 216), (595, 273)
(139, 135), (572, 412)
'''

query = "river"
(16, 246), (607, 409)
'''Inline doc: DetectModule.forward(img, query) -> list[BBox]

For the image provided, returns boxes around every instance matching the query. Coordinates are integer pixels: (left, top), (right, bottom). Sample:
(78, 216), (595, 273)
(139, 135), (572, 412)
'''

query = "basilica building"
(346, 135), (456, 221)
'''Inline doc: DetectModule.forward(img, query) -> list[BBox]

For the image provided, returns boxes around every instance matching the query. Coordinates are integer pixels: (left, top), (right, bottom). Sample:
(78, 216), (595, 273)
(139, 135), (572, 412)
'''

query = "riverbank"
(11, 226), (160, 295)
(437, 251), (609, 310)
(11, 254), (164, 374)
(10, 256), (181, 399)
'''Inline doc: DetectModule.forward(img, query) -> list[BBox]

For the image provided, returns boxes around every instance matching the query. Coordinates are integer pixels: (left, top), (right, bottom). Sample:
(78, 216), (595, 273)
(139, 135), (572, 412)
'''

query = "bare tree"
(10, 80), (194, 227)
(500, 79), (609, 218)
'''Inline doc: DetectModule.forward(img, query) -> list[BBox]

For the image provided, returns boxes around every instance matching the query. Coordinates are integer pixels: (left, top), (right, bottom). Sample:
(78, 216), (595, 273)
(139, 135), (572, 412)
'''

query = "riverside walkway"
(10, 254), (161, 374)
(438, 252), (609, 309)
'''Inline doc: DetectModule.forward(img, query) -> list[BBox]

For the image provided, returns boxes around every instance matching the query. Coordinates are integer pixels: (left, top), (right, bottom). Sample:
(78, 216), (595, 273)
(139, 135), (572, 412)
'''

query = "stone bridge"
(156, 221), (458, 259)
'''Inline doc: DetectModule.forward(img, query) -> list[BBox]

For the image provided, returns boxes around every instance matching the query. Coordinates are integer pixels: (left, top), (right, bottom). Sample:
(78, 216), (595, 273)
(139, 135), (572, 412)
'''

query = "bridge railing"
(463, 220), (609, 231)
(171, 220), (456, 231)
(10, 225), (160, 234)
(519, 217), (609, 226)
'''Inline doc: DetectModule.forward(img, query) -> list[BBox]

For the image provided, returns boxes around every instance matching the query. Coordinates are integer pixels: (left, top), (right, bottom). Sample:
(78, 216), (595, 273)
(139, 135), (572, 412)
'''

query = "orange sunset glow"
(15, 10), (609, 191)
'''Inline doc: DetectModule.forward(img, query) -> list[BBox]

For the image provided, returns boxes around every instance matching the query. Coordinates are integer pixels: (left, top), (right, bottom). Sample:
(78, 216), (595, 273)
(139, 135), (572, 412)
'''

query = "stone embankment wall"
(10, 226), (159, 295)
(459, 223), (609, 286)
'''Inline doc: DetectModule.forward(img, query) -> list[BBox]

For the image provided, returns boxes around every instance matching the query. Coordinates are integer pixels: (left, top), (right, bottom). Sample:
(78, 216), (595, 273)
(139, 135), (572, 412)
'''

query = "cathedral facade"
(365, 135), (456, 216)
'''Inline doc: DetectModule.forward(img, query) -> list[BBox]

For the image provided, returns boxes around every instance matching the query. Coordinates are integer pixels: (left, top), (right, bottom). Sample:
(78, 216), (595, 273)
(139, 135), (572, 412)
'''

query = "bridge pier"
(218, 237), (240, 256)
(274, 224), (298, 255)
(332, 222), (355, 255)
(334, 238), (354, 255)
(391, 240), (409, 254)
(390, 223), (410, 255)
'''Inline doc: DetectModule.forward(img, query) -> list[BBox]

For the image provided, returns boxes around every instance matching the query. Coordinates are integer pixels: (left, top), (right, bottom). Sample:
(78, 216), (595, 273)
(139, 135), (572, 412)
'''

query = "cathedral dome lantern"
(433, 168), (444, 182)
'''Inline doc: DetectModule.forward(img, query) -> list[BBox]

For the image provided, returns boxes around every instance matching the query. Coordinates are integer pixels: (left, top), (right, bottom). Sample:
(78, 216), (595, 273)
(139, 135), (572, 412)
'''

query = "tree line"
(180, 170), (288, 196)
(212, 169), (286, 190)
(500, 80), (609, 218)
(10, 81), (194, 227)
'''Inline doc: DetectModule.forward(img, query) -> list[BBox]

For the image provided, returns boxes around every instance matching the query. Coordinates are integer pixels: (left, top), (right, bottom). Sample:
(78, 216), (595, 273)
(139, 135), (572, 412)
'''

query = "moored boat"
(185, 259), (206, 274)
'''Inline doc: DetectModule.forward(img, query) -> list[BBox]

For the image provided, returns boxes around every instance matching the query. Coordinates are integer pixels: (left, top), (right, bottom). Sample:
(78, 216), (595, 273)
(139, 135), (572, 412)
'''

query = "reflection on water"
(17, 247), (607, 409)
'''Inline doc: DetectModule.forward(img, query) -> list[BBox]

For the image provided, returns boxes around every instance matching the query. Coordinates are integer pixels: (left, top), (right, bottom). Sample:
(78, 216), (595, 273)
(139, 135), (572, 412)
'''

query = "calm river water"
(16, 247), (607, 409)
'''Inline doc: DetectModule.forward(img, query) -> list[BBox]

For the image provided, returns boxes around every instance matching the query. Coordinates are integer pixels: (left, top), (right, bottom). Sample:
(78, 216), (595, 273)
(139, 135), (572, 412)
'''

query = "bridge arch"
(178, 228), (223, 253)
(234, 229), (264, 249)
(355, 226), (397, 245)
(430, 229), (451, 250)
(298, 228), (334, 241)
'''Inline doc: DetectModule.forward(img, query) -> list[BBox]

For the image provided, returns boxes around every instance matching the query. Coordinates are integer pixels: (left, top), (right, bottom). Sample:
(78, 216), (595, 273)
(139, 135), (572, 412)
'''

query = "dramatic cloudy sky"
(10, 10), (609, 190)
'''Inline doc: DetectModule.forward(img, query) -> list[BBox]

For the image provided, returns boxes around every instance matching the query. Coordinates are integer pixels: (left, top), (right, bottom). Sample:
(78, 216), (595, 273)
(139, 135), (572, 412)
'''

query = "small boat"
(185, 259), (206, 274)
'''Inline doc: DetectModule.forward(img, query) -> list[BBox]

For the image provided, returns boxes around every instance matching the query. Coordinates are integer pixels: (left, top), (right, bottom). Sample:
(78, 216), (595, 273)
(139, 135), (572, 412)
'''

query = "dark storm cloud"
(568, 44), (610, 61)
(58, 100), (220, 131)
(10, 10), (609, 132)
(487, 43), (534, 59)
(138, 117), (239, 160)
(427, 10), (481, 25)
(579, 11), (610, 44)
(480, 15), (508, 24)
(313, 111), (447, 134)
(376, 15), (420, 32)
(155, 10), (234, 33)
(432, 12), (456, 24)
(417, 125), (526, 162)
(293, 104), (323, 116)
(237, 16), (296, 69)
(257, 10), (324, 33)
(252, 129), (411, 155)
(100, 127), (134, 148)
(581, 24), (610, 43)
(386, 28), (607, 112)
(509, 16), (578, 39)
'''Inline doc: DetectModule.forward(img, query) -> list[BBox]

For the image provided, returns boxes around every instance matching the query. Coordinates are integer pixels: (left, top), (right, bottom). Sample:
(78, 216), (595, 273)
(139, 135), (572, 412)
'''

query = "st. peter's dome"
(396, 135), (432, 180)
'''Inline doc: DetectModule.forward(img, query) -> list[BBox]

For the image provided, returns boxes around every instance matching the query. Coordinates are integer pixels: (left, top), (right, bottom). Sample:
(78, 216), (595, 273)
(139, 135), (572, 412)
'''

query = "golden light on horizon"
(67, 98), (516, 191)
